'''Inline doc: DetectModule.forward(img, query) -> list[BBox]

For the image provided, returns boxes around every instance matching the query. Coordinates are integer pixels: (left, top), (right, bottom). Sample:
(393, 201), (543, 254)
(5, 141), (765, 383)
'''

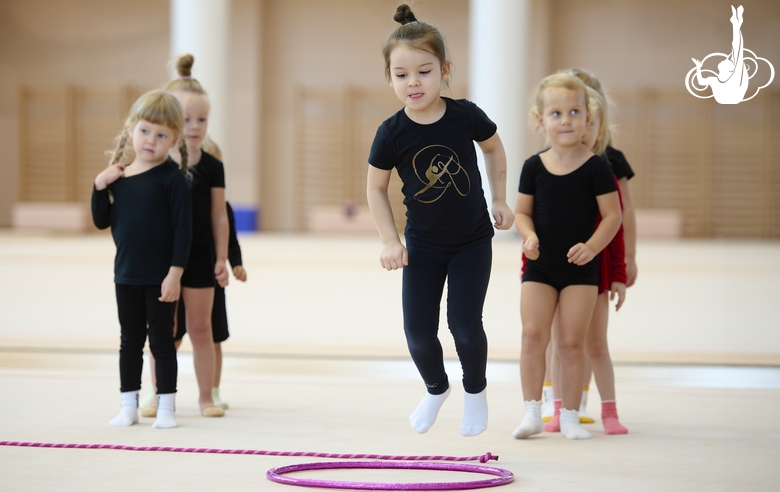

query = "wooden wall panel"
(18, 85), (147, 207)
(294, 88), (405, 233)
(19, 88), (70, 202)
(611, 89), (780, 238)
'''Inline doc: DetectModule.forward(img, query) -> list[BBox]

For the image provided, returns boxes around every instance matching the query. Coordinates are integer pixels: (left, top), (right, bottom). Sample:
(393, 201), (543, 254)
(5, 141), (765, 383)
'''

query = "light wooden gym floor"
(1, 231), (779, 491)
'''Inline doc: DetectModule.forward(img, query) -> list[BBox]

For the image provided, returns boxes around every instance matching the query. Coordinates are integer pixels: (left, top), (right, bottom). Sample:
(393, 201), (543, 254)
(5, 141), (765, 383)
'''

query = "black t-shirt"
(91, 159), (192, 285)
(368, 97), (496, 248)
(604, 146), (634, 181)
(189, 151), (225, 249)
(518, 154), (617, 269)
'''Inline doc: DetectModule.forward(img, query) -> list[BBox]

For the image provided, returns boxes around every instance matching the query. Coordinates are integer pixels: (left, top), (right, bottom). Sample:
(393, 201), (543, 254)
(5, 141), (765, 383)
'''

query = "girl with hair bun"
(161, 53), (230, 418)
(92, 89), (192, 429)
(367, 4), (514, 437)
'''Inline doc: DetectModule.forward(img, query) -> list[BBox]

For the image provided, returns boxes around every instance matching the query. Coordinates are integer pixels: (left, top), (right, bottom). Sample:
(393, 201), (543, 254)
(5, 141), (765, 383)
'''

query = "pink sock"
(602, 401), (628, 435)
(544, 400), (561, 432)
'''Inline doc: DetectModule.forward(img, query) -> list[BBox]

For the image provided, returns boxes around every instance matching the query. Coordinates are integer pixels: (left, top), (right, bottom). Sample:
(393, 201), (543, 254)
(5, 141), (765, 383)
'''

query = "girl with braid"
(92, 90), (192, 429)
(367, 4), (513, 437)
(164, 54), (229, 417)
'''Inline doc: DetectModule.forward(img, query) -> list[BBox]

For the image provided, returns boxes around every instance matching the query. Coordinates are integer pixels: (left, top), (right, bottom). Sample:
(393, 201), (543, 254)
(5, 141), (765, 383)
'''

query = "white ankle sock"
(212, 387), (229, 410)
(460, 389), (488, 437)
(512, 400), (543, 439)
(409, 387), (451, 434)
(109, 391), (139, 426)
(560, 408), (592, 439)
(152, 393), (177, 429)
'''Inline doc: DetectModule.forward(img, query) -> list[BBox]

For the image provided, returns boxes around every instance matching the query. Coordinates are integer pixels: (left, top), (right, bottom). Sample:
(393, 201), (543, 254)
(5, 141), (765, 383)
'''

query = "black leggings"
(115, 284), (178, 394)
(402, 239), (492, 395)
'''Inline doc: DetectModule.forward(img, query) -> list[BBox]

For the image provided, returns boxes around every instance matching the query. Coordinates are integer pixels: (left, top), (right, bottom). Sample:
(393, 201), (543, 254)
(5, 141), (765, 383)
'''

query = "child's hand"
(491, 201), (515, 230)
(232, 265), (247, 282)
(567, 243), (595, 265)
(523, 235), (540, 260)
(215, 260), (229, 288)
(610, 282), (627, 311)
(159, 267), (184, 302)
(94, 164), (125, 190)
(625, 258), (638, 287)
(379, 241), (408, 271)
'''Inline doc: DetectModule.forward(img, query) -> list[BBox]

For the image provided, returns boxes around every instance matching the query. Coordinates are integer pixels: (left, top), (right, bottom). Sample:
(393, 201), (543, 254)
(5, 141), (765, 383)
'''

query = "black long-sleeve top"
(92, 159), (192, 285)
(225, 201), (243, 268)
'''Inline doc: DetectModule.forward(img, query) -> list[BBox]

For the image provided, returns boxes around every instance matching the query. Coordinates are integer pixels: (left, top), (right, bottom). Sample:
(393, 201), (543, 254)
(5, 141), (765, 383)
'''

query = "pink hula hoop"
(267, 460), (514, 490)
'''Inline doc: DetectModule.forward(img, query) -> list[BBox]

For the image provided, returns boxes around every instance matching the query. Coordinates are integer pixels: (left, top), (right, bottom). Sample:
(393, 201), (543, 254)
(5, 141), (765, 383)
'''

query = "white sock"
(212, 387), (229, 410)
(409, 387), (451, 434)
(512, 400), (543, 439)
(542, 384), (554, 420)
(152, 393), (177, 429)
(560, 408), (592, 440)
(109, 391), (139, 426)
(460, 389), (488, 437)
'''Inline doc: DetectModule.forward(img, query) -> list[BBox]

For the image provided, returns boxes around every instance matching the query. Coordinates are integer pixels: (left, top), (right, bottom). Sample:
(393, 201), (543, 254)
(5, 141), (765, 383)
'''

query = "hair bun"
(175, 54), (195, 78)
(393, 4), (417, 25)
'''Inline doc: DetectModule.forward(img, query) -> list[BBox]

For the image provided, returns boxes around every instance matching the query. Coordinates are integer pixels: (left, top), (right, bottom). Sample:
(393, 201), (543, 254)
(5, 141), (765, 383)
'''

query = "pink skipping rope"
(0, 441), (514, 490)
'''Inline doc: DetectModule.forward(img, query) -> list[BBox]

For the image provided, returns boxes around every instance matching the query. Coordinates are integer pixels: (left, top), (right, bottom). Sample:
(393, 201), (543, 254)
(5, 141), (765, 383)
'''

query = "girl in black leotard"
(512, 73), (621, 440)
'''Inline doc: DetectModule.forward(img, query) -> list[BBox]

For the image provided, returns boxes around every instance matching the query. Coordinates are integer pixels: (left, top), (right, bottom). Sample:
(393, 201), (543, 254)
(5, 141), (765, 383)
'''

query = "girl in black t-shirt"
(367, 4), (513, 437)
(512, 74), (621, 440)
(92, 90), (191, 429)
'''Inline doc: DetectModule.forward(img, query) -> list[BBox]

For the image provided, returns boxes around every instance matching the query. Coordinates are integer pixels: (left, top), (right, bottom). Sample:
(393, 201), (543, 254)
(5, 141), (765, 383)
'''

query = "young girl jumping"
(512, 73), (621, 440)
(367, 4), (513, 437)
(92, 90), (191, 429)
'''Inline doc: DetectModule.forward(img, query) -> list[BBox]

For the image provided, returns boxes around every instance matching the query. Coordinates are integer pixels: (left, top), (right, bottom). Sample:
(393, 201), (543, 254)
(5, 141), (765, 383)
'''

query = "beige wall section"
(259, 0), (470, 231)
(548, 0), (780, 92)
(0, 0), (171, 226)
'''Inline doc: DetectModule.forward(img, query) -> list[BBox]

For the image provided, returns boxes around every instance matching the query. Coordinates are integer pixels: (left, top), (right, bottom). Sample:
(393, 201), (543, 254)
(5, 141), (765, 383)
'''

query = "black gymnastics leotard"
(519, 153), (617, 292)
(181, 151), (226, 288)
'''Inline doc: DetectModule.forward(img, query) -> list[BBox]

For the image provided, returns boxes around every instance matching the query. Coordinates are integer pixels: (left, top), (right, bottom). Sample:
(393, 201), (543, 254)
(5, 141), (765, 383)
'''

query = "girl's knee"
(557, 337), (584, 360)
(521, 329), (549, 353)
(587, 340), (609, 362)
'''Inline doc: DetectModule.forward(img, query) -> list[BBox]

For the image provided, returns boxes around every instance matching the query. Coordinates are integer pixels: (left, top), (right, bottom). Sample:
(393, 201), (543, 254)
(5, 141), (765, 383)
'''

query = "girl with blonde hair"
(92, 90), (191, 429)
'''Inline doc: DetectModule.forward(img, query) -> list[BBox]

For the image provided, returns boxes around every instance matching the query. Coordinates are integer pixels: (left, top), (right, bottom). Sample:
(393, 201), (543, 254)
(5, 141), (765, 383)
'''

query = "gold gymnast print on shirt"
(412, 145), (471, 204)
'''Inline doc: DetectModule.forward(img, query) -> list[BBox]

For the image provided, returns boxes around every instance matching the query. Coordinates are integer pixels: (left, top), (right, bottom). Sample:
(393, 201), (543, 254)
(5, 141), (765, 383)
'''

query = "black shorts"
(522, 260), (599, 293)
(174, 285), (229, 343)
(181, 245), (216, 288)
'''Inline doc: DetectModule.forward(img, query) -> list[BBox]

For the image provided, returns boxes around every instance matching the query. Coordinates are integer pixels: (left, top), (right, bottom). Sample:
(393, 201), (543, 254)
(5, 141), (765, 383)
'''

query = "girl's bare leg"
(211, 342), (228, 409)
(513, 282), (558, 439)
(556, 285), (597, 439)
(542, 340), (554, 421)
(580, 355), (594, 423)
(182, 287), (223, 416)
(544, 312), (563, 431)
(587, 292), (628, 434)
